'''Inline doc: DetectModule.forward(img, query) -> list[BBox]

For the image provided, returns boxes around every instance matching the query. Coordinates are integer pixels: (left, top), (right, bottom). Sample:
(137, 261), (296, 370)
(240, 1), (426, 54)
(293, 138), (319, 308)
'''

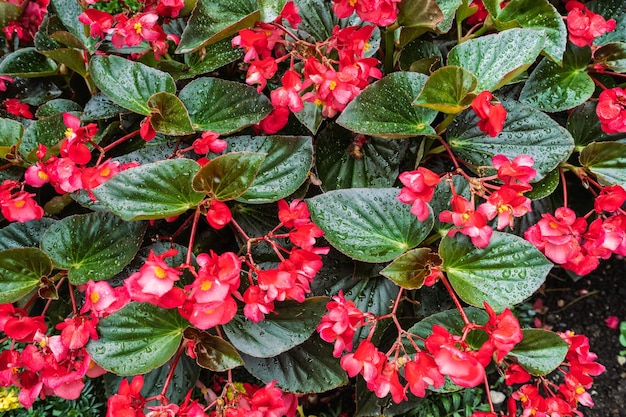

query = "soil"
(534, 256), (626, 417)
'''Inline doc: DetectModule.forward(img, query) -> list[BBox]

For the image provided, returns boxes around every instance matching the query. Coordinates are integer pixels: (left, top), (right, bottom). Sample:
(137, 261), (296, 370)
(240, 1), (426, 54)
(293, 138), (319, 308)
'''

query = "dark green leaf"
(0, 118), (23, 160)
(566, 101), (626, 146)
(179, 77), (273, 134)
(307, 188), (434, 263)
(380, 248), (442, 289)
(35, 99), (82, 118)
(0, 248), (52, 303)
(520, 47), (594, 112)
(398, 39), (442, 72)
(40, 48), (87, 76)
(223, 297), (328, 357)
(192, 152), (266, 200)
(447, 98), (575, 182)
(580, 141), (626, 187)
(0, 218), (56, 250)
(219, 135), (313, 203)
(20, 112), (78, 159)
(526, 168), (560, 200)
(258, 0), (287, 21)
(413, 66), (478, 113)
(0, 2), (21, 29)
(337, 72), (438, 138)
(82, 93), (129, 121)
(242, 334), (348, 393)
(435, 0), (462, 32)
(87, 302), (188, 375)
(295, 0), (336, 41)
(158, 39), (243, 80)
(177, 0), (259, 53)
(147, 92), (194, 136)
(186, 330), (244, 371)
(0, 47), (58, 77)
(294, 101), (324, 135)
(593, 42), (626, 72)
(89, 55), (176, 116)
(397, 0), (444, 29)
(40, 211), (146, 284)
(588, 0), (626, 45)
(507, 329), (569, 375)
(93, 159), (205, 221)
(50, 0), (96, 51)
(440, 232), (553, 311)
(447, 28), (545, 91)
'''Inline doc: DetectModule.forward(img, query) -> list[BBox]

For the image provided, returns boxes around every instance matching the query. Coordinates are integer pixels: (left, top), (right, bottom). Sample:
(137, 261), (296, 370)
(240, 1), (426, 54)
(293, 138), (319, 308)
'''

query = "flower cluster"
(0, 180), (44, 222)
(596, 86), (626, 134)
(565, 1), (616, 47)
(1, 0), (49, 43)
(331, 0), (401, 27)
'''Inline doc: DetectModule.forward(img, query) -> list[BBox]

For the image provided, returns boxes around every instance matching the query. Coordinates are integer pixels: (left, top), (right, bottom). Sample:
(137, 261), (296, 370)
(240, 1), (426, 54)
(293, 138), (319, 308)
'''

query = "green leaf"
(219, 135), (313, 203)
(40, 211), (146, 285)
(89, 55), (176, 116)
(177, 0), (259, 53)
(294, 100), (324, 135)
(580, 141), (626, 187)
(494, 0), (567, 63)
(594, 42), (626, 73)
(398, 39), (442, 72)
(397, 0), (444, 29)
(337, 72), (438, 138)
(380, 248), (442, 289)
(36, 99), (82, 118)
(519, 46), (594, 112)
(295, 0), (336, 41)
(158, 39), (243, 80)
(87, 302), (188, 376)
(316, 125), (408, 191)
(192, 152), (266, 201)
(435, 0), (462, 32)
(507, 329), (569, 376)
(447, 98), (575, 182)
(179, 77), (273, 134)
(147, 92), (194, 136)
(0, 118), (23, 160)
(223, 297), (328, 357)
(93, 159), (205, 221)
(406, 307), (489, 350)
(567, 102), (626, 146)
(82, 93), (129, 121)
(413, 66), (478, 113)
(525, 168), (560, 200)
(0, 47), (58, 78)
(588, 0), (626, 46)
(307, 188), (434, 263)
(447, 28), (545, 91)
(0, 218), (56, 250)
(49, 0), (96, 51)
(431, 174), (471, 234)
(185, 330), (244, 371)
(0, 2), (21, 29)
(20, 112), (78, 159)
(440, 232), (553, 311)
(241, 334), (348, 393)
(0, 248), (52, 303)
(257, 0), (287, 21)
(40, 48), (87, 76)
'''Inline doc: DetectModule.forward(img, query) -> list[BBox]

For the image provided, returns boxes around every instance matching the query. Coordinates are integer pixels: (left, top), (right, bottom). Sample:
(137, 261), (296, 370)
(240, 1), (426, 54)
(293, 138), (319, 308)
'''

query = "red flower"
(278, 1), (301, 29)
(156, 0), (185, 18)
(3, 98), (33, 118)
(439, 195), (493, 248)
(477, 185), (532, 230)
(596, 87), (626, 134)
(594, 184), (626, 213)
(0, 304), (47, 342)
(332, 0), (402, 27)
(340, 339), (385, 382)
(106, 375), (146, 417)
(404, 352), (445, 397)
(278, 198), (311, 228)
(59, 113), (98, 165)
(565, 1), (616, 47)
(243, 285), (274, 322)
(78, 9), (114, 38)
(140, 116), (157, 141)
(471, 91), (506, 137)
(397, 168), (440, 222)
(270, 70), (307, 113)
(0, 190), (44, 223)
(256, 106), (290, 134)
(483, 302), (523, 361)
(245, 57), (278, 93)
(193, 131), (227, 155)
(491, 154), (536, 186)
(206, 199), (232, 229)
(317, 291), (365, 357)
(604, 315), (619, 329)
(504, 363), (531, 386)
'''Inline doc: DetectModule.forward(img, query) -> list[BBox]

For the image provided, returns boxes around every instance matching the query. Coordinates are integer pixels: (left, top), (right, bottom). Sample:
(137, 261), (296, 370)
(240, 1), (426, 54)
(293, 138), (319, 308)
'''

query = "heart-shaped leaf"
(447, 28), (545, 91)
(89, 55), (176, 116)
(219, 135), (313, 203)
(380, 248), (442, 289)
(40, 211), (146, 285)
(447, 98), (575, 182)
(507, 329), (569, 376)
(179, 77), (273, 134)
(0, 248), (52, 303)
(193, 152), (266, 201)
(413, 66), (478, 113)
(307, 188), (434, 263)
(147, 92), (194, 136)
(222, 297), (328, 357)
(440, 232), (553, 311)
(337, 72), (438, 138)
(0, 47), (58, 77)
(87, 302), (188, 375)
(93, 159), (205, 221)
(580, 141), (626, 187)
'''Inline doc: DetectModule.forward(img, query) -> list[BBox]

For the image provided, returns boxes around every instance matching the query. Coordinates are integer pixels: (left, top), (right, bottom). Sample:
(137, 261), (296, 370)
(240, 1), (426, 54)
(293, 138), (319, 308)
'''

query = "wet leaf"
(0, 118), (23, 160)
(580, 141), (626, 187)
(147, 92), (194, 136)
(184, 329), (244, 371)
(413, 66), (478, 113)
(507, 329), (569, 375)
(0, 218), (56, 250)
(0, 248), (52, 303)
(0, 47), (58, 78)
(380, 248), (442, 289)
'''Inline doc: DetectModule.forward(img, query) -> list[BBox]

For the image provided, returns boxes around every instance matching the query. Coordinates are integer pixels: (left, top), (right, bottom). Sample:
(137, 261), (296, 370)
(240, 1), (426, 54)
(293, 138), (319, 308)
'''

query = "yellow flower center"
(38, 171), (49, 181)
(154, 266), (167, 279)
(134, 22), (143, 34)
(90, 291), (100, 303)
(64, 128), (74, 139)
(200, 280), (212, 291)
(329, 80), (337, 90)
(13, 200), (25, 209)
(462, 212), (471, 221)
(349, 0), (357, 6)
(497, 205), (510, 213)
(100, 167), (111, 177)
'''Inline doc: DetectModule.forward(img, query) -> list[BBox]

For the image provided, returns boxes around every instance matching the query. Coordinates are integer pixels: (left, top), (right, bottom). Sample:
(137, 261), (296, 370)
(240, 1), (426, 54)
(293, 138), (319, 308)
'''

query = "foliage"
(0, 0), (621, 416)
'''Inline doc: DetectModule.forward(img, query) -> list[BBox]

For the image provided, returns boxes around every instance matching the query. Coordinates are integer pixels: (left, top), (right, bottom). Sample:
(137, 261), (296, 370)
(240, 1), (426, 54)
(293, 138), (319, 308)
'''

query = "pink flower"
(332, 0), (401, 27)
(483, 302), (523, 361)
(206, 200), (232, 229)
(397, 168), (440, 221)
(80, 280), (129, 317)
(439, 195), (493, 248)
(245, 57), (278, 93)
(566, 1), (616, 47)
(0, 75), (14, 92)
(78, 9), (114, 38)
(604, 315), (619, 329)
(192, 131), (227, 155)
(404, 352), (445, 397)
(596, 87), (626, 134)
(340, 339), (385, 382)
(124, 249), (183, 305)
(270, 70), (307, 113)
(594, 184), (626, 213)
(471, 91), (506, 137)
(491, 154), (536, 186)
(317, 291), (365, 357)
(477, 185), (532, 230)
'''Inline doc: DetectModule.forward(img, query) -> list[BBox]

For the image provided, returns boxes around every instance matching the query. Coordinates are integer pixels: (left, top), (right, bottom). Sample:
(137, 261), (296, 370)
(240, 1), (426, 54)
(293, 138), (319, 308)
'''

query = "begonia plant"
(0, 0), (624, 415)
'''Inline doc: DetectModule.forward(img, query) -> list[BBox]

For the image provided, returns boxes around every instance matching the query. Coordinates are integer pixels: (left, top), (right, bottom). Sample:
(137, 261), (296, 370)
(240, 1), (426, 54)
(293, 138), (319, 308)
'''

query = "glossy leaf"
(594, 42), (626, 72)
(193, 152), (265, 201)
(93, 159), (205, 221)
(435, 0), (462, 32)
(588, 0), (626, 46)
(430, 174), (471, 234)
(307, 188), (434, 263)
(147, 92), (194, 136)
(580, 141), (626, 187)
(0, 218), (56, 250)
(179, 77), (273, 134)
(440, 232), (553, 311)
(316, 125), (407, 191)
(82, 93), (129, 121)
(294, 101), (324, 135)
(397, 0), (444, 29)
(447, 98), (575, 182)
(219, 135), (313, 203)
(380, 248), (442, 289)
(295, 0), (336, 41)
(177, 0), (259, 53)
(566, 102), (626, 146)
(258, 0), (287, 21)
(337, 72), (438, 138)
(0, 2), (21, 29)
(87, 302), (188, 376)
(89, 55), (176, 116)
(0, 248), (52, 303)
(447, 28), (545, 91)
(406, 307), (489, 350)
(0, 47), (58, 77)
(507, 329), (569, 376)
(0, 118), (23, 160)
(185, 329), (244, 371)
(40, 211), (146, 285)
(158, 39), (243, 80)
(19, 112), (71, 158)
(36, 99), (82, 118)
(520, 46), (594, 112)
(398, 39), (442, 72)
(413, 66), (478, 113)
(241, 334), (348, 393)
(49, 0), (96, 51)
(525, 168), (560, 200)
(494, 0), (567, 63)
(223, 297), (328, 357)
(40, 48), (87, 76)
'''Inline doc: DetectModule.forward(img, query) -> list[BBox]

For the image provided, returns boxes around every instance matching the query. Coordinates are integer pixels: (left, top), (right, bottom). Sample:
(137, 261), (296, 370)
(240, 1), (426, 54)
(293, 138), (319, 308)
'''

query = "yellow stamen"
(90, 291), (100, 304)
(134, 22), (143, 34)
(154, 266), (167, 279)
(329, 80), (337, 91)
(100, 167), (111, 177)
(13, 200), (25, 209)
(462, 212), (471, 221)
(349, 0), (357, 6)
(64, 128), (74, 139)
(38, 171), (49, 181)
(200, 280), (212, 291)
